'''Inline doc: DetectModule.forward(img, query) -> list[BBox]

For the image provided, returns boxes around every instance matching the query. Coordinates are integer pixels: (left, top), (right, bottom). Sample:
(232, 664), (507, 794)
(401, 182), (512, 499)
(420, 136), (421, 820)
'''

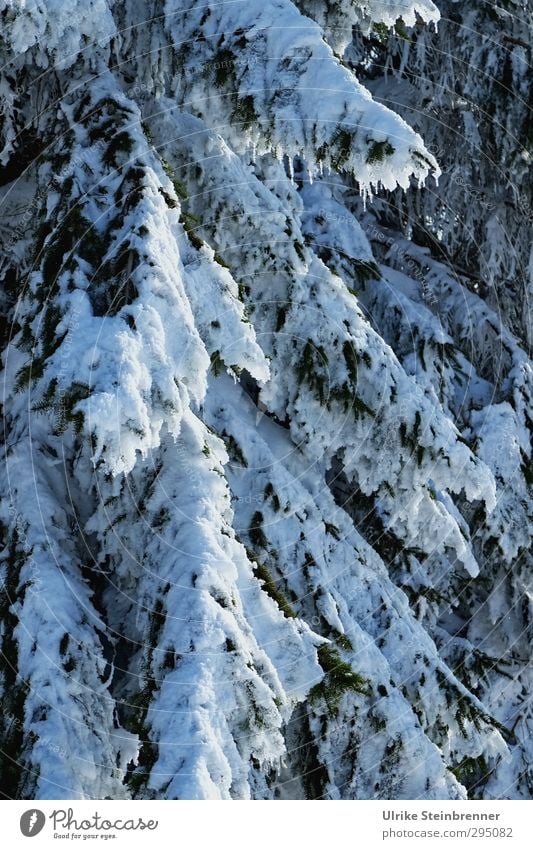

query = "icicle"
(288, 155), (294, 183)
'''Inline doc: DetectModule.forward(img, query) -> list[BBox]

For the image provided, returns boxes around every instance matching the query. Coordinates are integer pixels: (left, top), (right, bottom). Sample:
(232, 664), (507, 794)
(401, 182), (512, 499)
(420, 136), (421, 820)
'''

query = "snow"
(163, 0), (439, 191)
(0, 0), (115, 68)
(0, 0), (531, 803)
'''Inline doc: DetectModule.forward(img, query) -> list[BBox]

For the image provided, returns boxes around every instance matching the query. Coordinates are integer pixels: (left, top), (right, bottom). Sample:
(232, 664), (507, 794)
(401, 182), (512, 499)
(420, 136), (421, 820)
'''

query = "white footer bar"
(3, 799), (531, 848)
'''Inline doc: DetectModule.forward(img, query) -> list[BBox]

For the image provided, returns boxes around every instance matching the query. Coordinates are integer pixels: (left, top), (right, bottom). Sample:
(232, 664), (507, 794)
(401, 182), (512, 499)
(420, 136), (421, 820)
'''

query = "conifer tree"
(0, 0), (531, 799)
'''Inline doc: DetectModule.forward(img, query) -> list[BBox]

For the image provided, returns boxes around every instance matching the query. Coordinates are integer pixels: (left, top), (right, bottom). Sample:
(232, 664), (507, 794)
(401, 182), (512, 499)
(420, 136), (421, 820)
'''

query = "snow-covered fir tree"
(0, 0), (531, 800)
